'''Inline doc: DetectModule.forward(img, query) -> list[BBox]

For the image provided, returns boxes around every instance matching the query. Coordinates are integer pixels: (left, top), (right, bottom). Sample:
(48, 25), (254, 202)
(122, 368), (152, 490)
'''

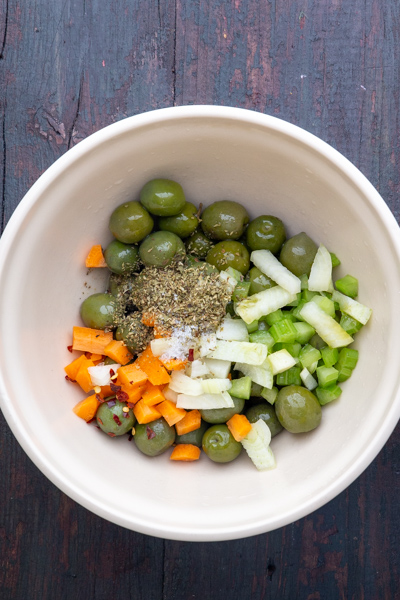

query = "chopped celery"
(188, 359), (210, 378)
(250, 249), (301, 295)
(207, 340), (268, 365)
(216, 317), (249, 342)
(176, 391), (234, 409)
(264, 309), (284, 325)
(169, 371), (204, 395)
(257, 320), (269, 331)
(272, 342), (301, 358)
(249, 330), (275, 350)
(315, 384), (342, 406)
(300, 367), (318, 391)
(232, 281), (251, 302)
(309, 333), (326, 350)
(335, 274), (358, 298)
(299, 344), (321, 369)
(335, 348), (359, 382)
(236, 286), (297, 324)
(320, 346), (339, 368)
(229, 376), (252, 399)
(269, 319), (298, 343)
(276, 366), (302, 386)
(308, 245), (333, 292)
(292, 299), (307, 321)
(203, 358), (231, 379)
(299, 301), (354, 348)
(339, 314), (363, 336)
(300, 274), (309, 290)
(330, 252), (341, 268)
(286, 292), (302, 307)
(268, 349), (297, 375)
(201, 378), (233, 394)
(245, 319), (259, 333)
(316, 366), (339, 388)
(294, 321), (315, 344)
(302, 289), (318, 302)
(311, 294), (336, 317)
(241, 419), (276, 471)
(225, 266), (243, 282)
(331, 290), (372, 325)
(234, 359), (274, 389)
(261, 386), (278, 405)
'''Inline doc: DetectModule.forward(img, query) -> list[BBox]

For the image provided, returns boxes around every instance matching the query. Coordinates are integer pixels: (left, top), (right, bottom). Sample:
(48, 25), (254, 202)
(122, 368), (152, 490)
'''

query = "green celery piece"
(311, 294), (336, 317)
(269, 319), (298, 344)
(225, 266), (243, 282)
(299, 344), (322, 369)
(251, 381), (263, 397)
(316, 366), (339, 388)
(246, 319), (259, 333)
(263, 309), (284, 326)
(276, 367), (302, 386)
(340, 314), (363, 336)
(336, 347), (359, 369)
(261, 386), (278, 405)
(229, 376), (252, 400)
(225, 301), (235, 317)
(249, 330), (275, 350)
(294, 322), (315, 344)
(272, 342), (301, 358)
(320, 346), (339, 368)
(286, 292), (302, 307)
(282, 312), (298, 322)
(232, 281), (251, 302)
(257, 321), (269, 331)
(299, 274), (309, 290)
(330, 252), (341, 268)
(302, 289), (318, 302)
(335, 274), (358, 298)
(316, 384), (342, 405)
(309, 333), (327, 350)
(292, 300), (307, 321)
(336, 366), (353, 382)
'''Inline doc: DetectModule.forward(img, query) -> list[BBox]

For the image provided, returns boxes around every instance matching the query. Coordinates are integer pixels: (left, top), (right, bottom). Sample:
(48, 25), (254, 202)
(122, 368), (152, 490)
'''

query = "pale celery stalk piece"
(203, 358), (232, 379)
(308, 244), (333, 292)
(236, 286), (297, 324)
(169, 371), (204, 396)
(267, 349), (297, 375)
(308, 360), (318, 374)
(331, 290), (372, 325)
(299, 301), (353, 348)
(207, 340), (268, 365)
(234, 359), (274, 389)
(163, 386), (179, 403)
(219, 270), (238, 294)
(241, 419), (276, 471)
(251, 249), (301, 295)
(216, 316), (249, 342)
(150, 337), (173, 357)
(300, 367), (318, 390)
(176, 391), (234, 410)
(88, 364), (121, 387)
(201, 378), (232, 394)
(187, 359), (210, 378)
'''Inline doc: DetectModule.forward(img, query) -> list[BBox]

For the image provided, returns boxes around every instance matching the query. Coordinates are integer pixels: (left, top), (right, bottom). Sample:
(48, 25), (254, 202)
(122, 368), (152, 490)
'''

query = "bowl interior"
(1, 107), (400, 541)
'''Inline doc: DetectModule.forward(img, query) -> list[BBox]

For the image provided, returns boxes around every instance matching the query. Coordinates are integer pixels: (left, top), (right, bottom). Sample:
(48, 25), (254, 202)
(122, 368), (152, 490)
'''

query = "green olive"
(115, 312), (151, 355)
(185, 230), (215, 259)
(109, 201), (154, 244)
(201, 200), (250, 240)
(139, 231), (186, 267)
(248, 266), (277, 295)
(176, 420), (209, 447)
(275, 385), (322, 433)
(206, 240), (250, 275)
(158, 202), (199, 238)
(245, 403), (283, 438)
(134, 418), (176, 456)
(80, 293), (116, 329)
(104, 240), (139, 275)
(200, 396), (245, 424)
(246, 215), (286, 254)
(140, 179), (186, 216)
(202, 424), (242, 463)
(280, 232), (318, 277)
(185, 255), (219, 275)
(96, 400), (136, 436)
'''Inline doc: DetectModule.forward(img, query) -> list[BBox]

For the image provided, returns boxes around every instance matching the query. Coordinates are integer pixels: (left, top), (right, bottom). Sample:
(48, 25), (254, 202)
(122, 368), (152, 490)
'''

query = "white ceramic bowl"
(1, 106), (400, 541)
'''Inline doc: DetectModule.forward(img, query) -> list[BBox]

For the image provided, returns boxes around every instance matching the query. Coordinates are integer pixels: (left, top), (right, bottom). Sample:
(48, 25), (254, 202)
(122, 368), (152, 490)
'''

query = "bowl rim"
(1, 105), (400, 541)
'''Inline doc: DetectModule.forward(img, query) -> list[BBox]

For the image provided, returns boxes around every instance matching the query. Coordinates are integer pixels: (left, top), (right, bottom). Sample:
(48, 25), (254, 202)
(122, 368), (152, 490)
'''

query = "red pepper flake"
(146, 426), (156, 440)
(188, 349), (194, 362)
(113, 414), (122, 426)
(107, 432), (116, 437)
(116, 390), (129, 402)
(107, 400), (116, 408)
(110, 382), (121, 393)
(67, 345), (73, 353)
(97, 418), (103, 425)
(96, 393), (104, 404)
(65, 375), (74, 382)
(128, 433), (133, 441)
(86, 417), (96, 425)
(109, 369), (115, 377)
(127, 402), (134, 409)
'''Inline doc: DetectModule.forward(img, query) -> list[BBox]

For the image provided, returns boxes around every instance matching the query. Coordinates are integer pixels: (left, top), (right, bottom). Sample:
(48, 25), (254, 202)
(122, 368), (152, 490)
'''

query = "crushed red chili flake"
(107, 432), (116, 437)
(65, 375), (74, 382)
(97, 418), (103, 425)
(113, 414), (122, 426)
(96, 394), (104, 404)
(146, 426), (156, 440)
(128, 433), (133, 441)
(107, 400), (116, 408)
(116, 390), (129, 402)
(67, 345), (73, 353)
(109, 369), (115, 376)
(127, 402), (134, 409)
(110, 382), (121, 393)
(188, 349), (194, 362)
(86, 417), (96, 425)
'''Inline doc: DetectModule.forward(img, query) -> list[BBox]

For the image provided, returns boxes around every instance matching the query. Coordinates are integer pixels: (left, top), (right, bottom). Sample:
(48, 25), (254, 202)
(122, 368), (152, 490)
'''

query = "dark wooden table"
(1, 1), (400, 598)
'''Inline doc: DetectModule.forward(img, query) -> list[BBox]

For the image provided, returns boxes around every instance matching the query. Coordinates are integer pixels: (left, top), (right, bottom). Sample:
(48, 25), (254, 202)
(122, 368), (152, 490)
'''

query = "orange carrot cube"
(170, 444), (201, 461)
(65, 354), (87, 381)
(226, 414), (252, 442)
(75, 358), (95, 393)
(73, 394), (101, 422)
(133, 400), (161, 424)
(156, 400), (186, 427)
(175, 410), (201, 436)
(117, 363), (148, 388)
(85, 245), (107, 268)
(72, 327), (113, 354)
(136, 345), (171, 386)
(103, 340), (133, 365)
(141, 382), (166, 406)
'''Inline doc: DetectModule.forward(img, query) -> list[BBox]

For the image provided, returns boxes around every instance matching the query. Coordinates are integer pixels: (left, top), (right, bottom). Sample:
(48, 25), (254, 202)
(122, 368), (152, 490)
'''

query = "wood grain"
(1, 0), (400, 598)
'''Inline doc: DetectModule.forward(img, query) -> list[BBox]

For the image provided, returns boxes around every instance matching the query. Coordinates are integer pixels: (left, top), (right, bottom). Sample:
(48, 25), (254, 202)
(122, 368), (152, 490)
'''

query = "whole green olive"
(245, 403), (283, 437)
(109, 201), (154, 244)
(176, 420), (209, 447)
(202, 424), (242, 463)
(206, 240), (250, 275)
(158, 202), (199, 238)
(246, 215), (286, 254)
(104, 240), (139, 275)
(279, 232), (318, 277)
(140, 179), (186, 216)
(96, 400), (136, 436)
(200, 396), (245, 424)
(139, 231), (186, 267)
(185, 230), (214, 258)
(201, 200), (249, 240)
(248, 266), (277, 295)
(80, 293), (116, 329)
(275, 385), (322, 433)
(134, 418), (176, 456)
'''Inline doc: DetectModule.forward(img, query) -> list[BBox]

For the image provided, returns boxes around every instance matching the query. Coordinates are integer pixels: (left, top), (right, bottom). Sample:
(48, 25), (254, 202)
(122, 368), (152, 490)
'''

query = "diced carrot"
(170, 444), (201, 462)
(133, 400), (161, 424)
(104, 339), (133, 365)
(89, 353), (103, 362)
(85, 245), (107, 268)
(75, 359), (95, 393)
(136, 345), (171, 386)
(153, 325), (171, 339)
(99, 384), (114, 398)
(72, 326), (113, 354)
(156, 400), (186, 427)
(120, 383), (146, 404)
(65, 354), (87, 381)
(141, 312), (156, 327)
(175, 410), (201, 436)
(73, 394), (101, 422)
(117, 363), (148, 387)
(226, 414), (252, 442)
(141, 381), (166, 406)
(159, 357), (188, 371)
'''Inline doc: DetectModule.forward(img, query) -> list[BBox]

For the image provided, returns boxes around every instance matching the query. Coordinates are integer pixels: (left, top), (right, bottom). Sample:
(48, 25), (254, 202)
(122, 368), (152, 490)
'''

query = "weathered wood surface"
(1, 1), (400, 598)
